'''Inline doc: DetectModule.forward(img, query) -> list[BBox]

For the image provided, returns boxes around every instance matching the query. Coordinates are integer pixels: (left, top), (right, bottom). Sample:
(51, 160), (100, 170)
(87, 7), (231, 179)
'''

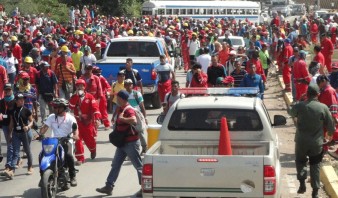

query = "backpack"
(124, 105), (147, 134)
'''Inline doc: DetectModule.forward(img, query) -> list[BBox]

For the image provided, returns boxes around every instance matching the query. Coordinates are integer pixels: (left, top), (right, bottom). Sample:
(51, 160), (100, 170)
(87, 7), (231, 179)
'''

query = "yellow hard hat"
(148, 32), (154, 37)
(127, 30), (134, 35)
(183, 23), (188, 27)
(217, 24), (221, 28)
(192, 32), (197, 36)
(60, 46), (69, 52)
(24, 56), (33, 64)
(11, 36), (18, 42)
(204, 27), (209, 31)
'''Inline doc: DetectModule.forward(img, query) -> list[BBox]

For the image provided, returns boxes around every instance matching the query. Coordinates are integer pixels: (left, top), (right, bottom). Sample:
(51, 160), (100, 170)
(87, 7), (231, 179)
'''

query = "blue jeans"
(106, 140), (142, 188)
(8, 72), (15, 86)
(2, 126), (14, 167)
(10, 130), (33, 170)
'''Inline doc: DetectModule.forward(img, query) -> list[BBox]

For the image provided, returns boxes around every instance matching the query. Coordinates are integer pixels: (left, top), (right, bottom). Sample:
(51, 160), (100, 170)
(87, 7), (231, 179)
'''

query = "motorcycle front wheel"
(41, 169), (58, 198)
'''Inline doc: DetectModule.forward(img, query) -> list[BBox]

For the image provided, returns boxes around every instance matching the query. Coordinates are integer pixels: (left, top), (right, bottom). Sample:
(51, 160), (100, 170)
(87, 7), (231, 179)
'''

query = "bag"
(42, 93), (54, 103)
(124, 105), (147, 134)
(267, 57), (272, 65)
(109, 129), (127, 147)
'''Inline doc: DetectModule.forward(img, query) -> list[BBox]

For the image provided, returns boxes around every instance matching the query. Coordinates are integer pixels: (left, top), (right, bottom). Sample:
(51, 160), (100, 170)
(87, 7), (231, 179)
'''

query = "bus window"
(200, 8), (206, 15)
(187, 9), (193, 15)
(227, 9), (234, 15)
(215, 9), (219, 15)
(239, 9), (245, 14)
(194, 9), (200, 14)
(173, 9), (179, 15)
(166, 9), (172, 15)
(253, 9), (258, 14)
(219, 9), (226, 14)
(180, 9), (186, 15)
(207, 9), (213, 15)
(158, 9), (165, 15)
(247, 9), (252, 15)
(142, 10), (152, 15)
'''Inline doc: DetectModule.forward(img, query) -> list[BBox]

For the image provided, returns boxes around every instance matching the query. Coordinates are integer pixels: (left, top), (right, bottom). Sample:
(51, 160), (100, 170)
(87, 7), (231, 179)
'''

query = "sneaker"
(135, 189), (142, 197)
(75, 161), (83, 166)
(70, 177), (77, 187)
(312, 188), (319, 198)
(4, 169), (14, 179)
(91, 151), (96, 159)
(96, 185), (113, 195)
(27, 167), (34, 175)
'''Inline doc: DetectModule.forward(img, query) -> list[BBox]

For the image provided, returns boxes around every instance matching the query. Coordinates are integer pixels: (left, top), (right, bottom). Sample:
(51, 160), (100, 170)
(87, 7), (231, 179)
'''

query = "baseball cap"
(117, 90), (129, 101)
(4, 83), (12, 90)
(15, 93), (25, 100)
(95, 43), (101, 48)
(124, 79), (133, 84)
(117, 70), (125, 76)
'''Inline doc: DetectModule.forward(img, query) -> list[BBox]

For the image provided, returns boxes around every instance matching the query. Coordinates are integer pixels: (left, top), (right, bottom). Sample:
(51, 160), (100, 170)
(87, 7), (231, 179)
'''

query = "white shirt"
(188, 39), (200, 56)
(197, 54), (211, 73)
(80, 54), (97, 73)
(44, 113), (77, 138)
(4, 56), (18, 74)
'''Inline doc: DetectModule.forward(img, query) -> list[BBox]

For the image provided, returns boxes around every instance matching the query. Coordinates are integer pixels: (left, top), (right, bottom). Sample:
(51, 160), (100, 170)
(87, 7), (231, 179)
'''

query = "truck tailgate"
(152, 155), (264, 197)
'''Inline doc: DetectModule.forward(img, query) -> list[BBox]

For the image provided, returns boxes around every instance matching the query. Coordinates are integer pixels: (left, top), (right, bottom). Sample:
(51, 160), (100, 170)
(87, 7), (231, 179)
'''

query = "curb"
(277, 75), (338, 198)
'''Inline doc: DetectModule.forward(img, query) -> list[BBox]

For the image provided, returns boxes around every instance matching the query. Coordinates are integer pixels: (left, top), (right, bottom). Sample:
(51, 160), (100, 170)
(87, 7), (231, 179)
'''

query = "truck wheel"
(152, 92), (162, 109)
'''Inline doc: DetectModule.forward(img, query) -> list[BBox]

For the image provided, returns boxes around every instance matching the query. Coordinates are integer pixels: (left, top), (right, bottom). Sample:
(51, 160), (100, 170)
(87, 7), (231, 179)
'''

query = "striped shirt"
(231, 69), (247, 87)
(55, 62), (75, 86)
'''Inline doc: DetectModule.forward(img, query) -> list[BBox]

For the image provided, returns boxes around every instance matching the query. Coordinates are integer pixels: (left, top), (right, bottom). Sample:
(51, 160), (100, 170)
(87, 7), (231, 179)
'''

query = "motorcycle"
(39, 136), (74, 198)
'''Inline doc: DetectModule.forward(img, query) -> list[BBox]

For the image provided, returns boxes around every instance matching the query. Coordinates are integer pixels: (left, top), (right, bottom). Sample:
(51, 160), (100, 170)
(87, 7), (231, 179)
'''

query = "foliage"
(1, 0), (69, 23)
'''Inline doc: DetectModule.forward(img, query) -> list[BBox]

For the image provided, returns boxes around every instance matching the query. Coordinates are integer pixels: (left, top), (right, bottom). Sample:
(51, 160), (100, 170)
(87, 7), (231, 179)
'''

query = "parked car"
(314, 9), (328, 18)
(290, 4), (306, 16)
(320, 13), (335, 21)
(271, 5), (291, 17)
(217, 36), (245, 50)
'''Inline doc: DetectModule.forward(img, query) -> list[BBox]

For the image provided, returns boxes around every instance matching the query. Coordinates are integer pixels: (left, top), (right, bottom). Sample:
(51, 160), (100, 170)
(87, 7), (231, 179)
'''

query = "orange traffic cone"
(218, 117), (232, 155)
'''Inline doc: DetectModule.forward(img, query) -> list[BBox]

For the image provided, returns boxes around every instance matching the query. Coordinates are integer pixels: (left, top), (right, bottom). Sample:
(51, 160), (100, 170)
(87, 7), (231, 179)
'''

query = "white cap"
(229, 50), (237, 55)
(95, 43), (101, 48)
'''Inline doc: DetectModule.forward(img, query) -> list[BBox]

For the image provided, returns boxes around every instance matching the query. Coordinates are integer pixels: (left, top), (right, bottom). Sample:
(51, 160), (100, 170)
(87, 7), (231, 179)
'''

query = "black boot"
(297, 180), (306, 194)
(312, 188), (319, 198)
(96, 185), (113, 195)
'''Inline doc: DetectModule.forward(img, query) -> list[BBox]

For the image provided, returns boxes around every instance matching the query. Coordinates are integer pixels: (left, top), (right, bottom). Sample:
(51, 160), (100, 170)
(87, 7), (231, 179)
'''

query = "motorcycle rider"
(38, 98), (79, 187)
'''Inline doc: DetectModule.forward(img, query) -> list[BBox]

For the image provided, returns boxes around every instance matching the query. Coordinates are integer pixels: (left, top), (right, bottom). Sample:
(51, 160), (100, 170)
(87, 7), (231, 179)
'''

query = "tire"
(151, 92), (161, 109)
(41, 169), (57, 198)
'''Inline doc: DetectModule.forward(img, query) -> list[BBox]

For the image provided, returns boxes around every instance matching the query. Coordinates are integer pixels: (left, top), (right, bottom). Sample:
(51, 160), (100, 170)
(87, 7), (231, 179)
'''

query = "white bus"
(142, 1), (261, 23)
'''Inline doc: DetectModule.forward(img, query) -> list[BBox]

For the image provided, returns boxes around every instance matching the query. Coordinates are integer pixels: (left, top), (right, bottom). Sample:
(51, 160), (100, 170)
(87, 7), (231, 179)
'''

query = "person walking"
(289, 84), (335, 198)
(5, 93), (34, 179)
(320, 33), (334, 73)
(3, 44), (18, 84)
(293, 51), (311, 101)
(240, 64), (264, 99)
(155, 55), (175, 103)
(69, 79), (101, 165)
(96, 90), (142, 197)
(36, 61), (58, 123)
(111, 71), (126, 121)
(0, 84), (16, 175)
(207, 53), (227, 87)
(122, 58), (143, 95)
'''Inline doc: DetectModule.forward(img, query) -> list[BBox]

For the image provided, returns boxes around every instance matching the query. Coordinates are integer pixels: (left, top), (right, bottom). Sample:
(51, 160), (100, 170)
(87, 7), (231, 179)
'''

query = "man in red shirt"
(313, 45), (325, 74)
(293, 51), (311, 101)
(246, 51), (266, 83)
(10, 36), (22, 68)
(281, 39), (294, 92)
(21, 56), (38, 88)
(316, 75), (338, 155)
(321, 33), (334, 73)
(93, 67), (111, 129)
(69, 79), (101, 165)
(310, 21), (318, 44)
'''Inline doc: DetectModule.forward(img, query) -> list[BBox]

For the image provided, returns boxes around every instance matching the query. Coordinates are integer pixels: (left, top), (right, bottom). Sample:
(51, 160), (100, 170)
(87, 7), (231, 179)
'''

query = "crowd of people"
(0, 3), (337, 198)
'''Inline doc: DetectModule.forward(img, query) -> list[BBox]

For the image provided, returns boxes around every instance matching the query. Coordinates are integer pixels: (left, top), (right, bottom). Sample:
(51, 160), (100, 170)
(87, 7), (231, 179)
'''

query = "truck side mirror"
(157, 114), (165, 124)
(273, 115), (286, 126)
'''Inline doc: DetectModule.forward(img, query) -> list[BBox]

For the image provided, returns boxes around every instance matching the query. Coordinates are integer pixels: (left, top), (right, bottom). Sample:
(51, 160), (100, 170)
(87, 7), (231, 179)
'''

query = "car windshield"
(168, 109), (263, 131)
(231, 38), (243, 46)
(106, 41), (160, 57)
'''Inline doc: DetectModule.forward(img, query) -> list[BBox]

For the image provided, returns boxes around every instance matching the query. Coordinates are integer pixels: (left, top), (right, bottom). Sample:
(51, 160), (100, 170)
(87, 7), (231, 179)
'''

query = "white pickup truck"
(142, 88), (287, 198)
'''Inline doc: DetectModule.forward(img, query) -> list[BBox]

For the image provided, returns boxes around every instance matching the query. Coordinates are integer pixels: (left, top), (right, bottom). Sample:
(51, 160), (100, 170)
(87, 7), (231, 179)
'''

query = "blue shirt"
(36, 70), (58, 94)
(240, 73), (264, 98)
(0, 57), (7, 69)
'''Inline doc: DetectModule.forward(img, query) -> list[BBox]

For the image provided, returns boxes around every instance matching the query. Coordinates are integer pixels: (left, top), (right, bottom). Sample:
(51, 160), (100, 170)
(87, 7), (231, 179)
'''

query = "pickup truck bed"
(154, 141), (269, 156)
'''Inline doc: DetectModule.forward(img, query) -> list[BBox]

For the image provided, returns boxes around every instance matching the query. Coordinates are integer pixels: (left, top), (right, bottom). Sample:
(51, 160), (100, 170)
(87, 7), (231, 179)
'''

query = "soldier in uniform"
(289, 84), (335, 198)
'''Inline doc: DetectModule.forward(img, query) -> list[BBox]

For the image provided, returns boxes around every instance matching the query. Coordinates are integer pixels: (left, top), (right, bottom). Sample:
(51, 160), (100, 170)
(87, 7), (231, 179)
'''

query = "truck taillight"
(142, 164), (153, 193)
(151, 69), (157, 80)
(264, 165), (276, 195)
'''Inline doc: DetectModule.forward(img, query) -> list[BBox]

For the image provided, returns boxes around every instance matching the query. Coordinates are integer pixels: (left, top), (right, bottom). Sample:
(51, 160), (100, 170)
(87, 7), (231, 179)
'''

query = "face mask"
(78, 90), (84, 97)
(4, 94), (14, 102)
